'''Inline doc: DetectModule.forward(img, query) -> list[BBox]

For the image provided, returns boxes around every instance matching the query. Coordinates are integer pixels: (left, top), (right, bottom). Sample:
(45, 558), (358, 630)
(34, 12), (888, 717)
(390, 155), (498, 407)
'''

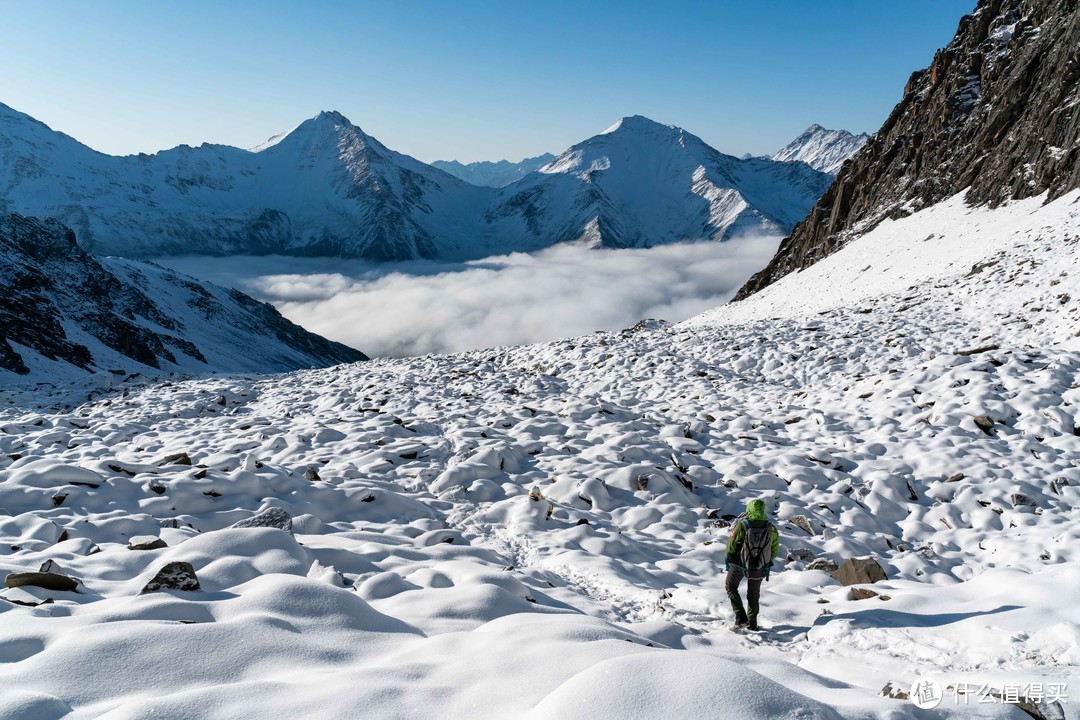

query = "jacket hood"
(746, 499), (767, 521)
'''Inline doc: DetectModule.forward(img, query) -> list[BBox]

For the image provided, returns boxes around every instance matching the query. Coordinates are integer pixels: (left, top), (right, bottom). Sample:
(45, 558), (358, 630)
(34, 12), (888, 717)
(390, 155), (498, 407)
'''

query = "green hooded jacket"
(725, 498), (780, 568)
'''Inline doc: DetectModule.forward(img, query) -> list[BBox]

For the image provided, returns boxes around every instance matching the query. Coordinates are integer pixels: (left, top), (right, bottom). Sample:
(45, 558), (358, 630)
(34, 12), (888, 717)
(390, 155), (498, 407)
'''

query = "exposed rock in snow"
(230, 507), (294, 534)
(833, 558), (888, 586)
(4, 570), (79, 592)
(127, 536), (168, 551)
(140, 561), (201, 593)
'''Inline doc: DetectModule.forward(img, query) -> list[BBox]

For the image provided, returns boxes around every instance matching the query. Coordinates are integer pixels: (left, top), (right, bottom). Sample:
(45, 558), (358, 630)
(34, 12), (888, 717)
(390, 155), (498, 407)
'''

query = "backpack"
(737, 515), (773, 570)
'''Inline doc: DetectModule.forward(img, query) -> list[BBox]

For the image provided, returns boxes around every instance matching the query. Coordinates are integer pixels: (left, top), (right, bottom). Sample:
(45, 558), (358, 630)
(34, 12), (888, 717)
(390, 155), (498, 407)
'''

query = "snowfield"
(1, 191), (1078, 719)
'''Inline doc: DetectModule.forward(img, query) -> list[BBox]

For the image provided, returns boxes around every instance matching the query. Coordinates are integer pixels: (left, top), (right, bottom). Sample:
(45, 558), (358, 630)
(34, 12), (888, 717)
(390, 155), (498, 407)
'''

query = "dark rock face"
(736, 0), (1080, 299)
(0, 213), (367, 377)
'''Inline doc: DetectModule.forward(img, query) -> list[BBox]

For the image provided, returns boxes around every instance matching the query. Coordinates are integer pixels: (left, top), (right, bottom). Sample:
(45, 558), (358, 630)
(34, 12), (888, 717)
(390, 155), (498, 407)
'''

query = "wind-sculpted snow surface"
(0, 193), (1078, 718)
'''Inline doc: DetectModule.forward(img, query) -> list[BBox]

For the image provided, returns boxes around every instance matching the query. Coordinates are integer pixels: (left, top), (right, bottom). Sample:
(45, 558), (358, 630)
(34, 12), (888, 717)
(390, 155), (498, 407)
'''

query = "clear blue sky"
(0, 1), (975, 163)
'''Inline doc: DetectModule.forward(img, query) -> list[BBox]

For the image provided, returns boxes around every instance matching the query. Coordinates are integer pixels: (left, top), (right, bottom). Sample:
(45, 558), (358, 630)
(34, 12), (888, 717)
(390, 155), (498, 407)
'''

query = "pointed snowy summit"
(771, 124), (870, 175)
(488, 114), (833, 249)
(600, 115), (679, 135)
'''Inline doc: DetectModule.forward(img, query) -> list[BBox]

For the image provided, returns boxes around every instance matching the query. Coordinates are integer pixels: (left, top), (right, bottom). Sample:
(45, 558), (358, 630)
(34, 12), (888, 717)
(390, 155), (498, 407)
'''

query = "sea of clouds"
(156, 236), (780, 357)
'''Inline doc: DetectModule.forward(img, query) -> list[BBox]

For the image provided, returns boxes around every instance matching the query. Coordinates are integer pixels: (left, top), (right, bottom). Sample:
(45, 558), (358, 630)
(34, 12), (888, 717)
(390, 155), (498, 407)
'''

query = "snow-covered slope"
(431, 153), (556, 187)
(0, 190), (1076, 719)
(771, 124), (869, 175)
(486, 116), (832, 250)
(0, 213), (366, 386)
(0, 103), (830, 260)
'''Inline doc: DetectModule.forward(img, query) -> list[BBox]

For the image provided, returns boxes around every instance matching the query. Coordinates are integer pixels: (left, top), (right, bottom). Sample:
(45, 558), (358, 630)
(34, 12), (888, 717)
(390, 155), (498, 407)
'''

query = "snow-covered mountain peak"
(315, 109), (350, 124)
(542, 116), (699, 177)
(770, 124), (870, 175)
(499, 114), (831, 247)
(0, 101), (830, 259)
(600, 114), (678, 136)
(249, 110), (355, 153)
(276, 110), (365, 143)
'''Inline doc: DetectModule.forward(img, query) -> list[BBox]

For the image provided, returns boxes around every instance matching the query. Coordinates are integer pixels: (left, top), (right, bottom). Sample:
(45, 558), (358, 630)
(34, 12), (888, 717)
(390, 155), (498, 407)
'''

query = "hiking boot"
(734, 611), (749, 628)
(748, 618), (759, 631)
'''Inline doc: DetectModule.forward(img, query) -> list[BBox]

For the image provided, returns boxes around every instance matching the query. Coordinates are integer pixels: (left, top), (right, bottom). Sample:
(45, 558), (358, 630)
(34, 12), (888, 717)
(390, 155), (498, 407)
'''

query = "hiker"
(725, 498), (780, 630)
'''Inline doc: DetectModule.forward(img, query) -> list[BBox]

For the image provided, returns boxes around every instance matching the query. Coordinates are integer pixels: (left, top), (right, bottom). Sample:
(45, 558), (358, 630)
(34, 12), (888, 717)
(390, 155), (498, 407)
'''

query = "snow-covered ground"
(1, 191), (1078, 719)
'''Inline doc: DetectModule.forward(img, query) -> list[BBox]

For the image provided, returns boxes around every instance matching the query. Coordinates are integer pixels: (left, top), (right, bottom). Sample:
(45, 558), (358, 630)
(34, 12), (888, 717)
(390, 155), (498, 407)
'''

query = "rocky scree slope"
(0, 105), (830, 261)
(737, 0), (1080, 299)
(0, 213), (366, 380)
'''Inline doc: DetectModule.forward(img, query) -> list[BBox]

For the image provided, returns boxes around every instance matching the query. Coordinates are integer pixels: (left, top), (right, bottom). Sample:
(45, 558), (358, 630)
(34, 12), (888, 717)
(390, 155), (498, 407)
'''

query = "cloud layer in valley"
(157, 236), (780, 357)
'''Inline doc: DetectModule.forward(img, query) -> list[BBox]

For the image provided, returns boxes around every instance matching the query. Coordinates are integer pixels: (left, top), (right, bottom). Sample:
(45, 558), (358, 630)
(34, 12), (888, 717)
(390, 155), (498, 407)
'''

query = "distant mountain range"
(0, 213), (365, 381)
(770, 125), (870, 175)
(0, 103), (835, 261)
(431, 125), (867, 186)
(431, 154), (557, 187)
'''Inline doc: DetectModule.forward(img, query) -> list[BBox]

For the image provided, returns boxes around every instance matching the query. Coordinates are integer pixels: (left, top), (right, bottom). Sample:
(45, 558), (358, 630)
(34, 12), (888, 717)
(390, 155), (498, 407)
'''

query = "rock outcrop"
(736, 0), (1080, 299)
(832, 557), (888, 586)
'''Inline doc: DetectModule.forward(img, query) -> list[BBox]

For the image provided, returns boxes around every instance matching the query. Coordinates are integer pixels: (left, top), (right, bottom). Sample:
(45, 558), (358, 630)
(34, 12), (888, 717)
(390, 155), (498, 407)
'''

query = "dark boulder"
(159, 452), (193, 466)
(4, 571), (79, 592)
(230, 507), (294, 534)
(128, 536), (168, 551)
(141, 562), (201, 593)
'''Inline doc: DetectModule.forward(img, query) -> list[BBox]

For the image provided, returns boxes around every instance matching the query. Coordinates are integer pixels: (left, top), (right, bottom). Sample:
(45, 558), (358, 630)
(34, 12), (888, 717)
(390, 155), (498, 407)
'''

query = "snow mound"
(529, 651), (844, 719)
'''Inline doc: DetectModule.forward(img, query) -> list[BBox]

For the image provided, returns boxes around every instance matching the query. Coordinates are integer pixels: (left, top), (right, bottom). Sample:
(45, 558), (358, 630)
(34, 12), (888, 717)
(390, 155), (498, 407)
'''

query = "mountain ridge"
(0, 103), (831, 261)
(770, 124), (870, 175)
(0, 212), (366, 383)
(431, 153), (557, 187)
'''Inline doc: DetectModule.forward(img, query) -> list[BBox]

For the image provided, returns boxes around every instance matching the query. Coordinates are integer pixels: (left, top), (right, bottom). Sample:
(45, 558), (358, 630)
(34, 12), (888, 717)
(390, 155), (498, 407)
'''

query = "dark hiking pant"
(726, 566), (763, 621)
